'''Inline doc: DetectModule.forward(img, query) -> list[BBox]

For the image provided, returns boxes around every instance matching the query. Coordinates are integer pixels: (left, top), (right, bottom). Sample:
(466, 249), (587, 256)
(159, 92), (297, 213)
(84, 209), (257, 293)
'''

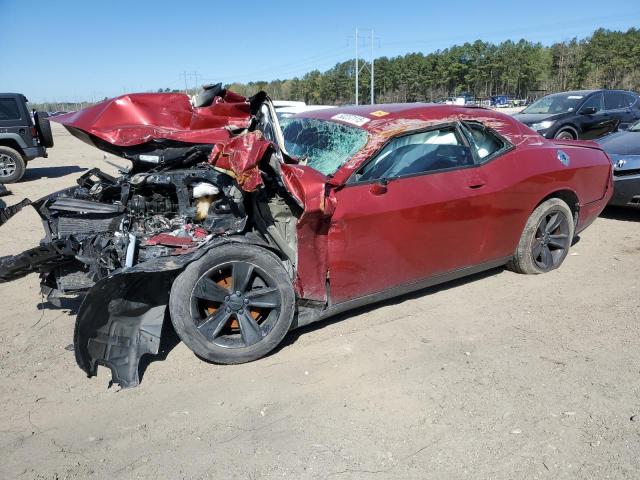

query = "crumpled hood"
(51, 90), (281, 192)
(51, 91), (251, 147)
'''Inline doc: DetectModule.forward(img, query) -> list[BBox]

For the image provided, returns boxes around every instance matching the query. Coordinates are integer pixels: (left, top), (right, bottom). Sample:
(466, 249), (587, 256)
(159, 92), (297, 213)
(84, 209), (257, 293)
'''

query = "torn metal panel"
(0, 198), (31, 226)
(52, 91), (251, 147)
(208, 131), (273, 191)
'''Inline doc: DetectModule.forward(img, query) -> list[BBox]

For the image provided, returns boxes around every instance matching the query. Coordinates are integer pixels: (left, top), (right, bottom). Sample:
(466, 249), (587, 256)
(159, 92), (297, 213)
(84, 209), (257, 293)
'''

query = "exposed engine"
(0, 87), (304, 387)
(0, 87), (298, 305)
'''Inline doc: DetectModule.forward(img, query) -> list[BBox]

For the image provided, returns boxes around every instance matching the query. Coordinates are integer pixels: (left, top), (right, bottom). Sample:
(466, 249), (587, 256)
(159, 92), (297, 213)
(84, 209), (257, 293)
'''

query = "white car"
(273, 101), (333, 120)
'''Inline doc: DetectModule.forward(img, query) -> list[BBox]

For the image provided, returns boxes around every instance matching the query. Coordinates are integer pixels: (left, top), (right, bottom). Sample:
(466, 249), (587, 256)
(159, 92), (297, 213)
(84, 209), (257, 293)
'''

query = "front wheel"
(508, 198), (574, 274)
(554, 129), (576, 140)
(169, 243), (295, 364)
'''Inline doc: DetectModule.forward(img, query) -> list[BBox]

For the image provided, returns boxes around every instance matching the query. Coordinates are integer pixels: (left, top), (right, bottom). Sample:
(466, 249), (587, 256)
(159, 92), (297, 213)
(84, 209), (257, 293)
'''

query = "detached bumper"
(610, 174), (640, 208)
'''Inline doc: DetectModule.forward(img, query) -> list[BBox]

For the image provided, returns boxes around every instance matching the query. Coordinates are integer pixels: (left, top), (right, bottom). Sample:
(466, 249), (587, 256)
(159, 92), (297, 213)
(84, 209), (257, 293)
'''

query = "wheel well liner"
(73, 235), (289, 388)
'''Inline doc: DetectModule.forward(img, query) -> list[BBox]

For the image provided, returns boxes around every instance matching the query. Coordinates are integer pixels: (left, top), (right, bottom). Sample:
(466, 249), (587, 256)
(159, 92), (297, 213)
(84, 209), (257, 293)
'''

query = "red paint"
(209, 131), (272, 191)
(53, 97), (613, 305)
(144, 233), (194, 247)
(51, 91), (251, 147)
(291, 104), (612, 304)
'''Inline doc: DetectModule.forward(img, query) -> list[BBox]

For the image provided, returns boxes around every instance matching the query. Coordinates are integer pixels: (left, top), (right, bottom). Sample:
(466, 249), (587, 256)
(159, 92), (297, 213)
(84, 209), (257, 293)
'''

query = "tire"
(0, 146), (26, 183)
(554, 129), (576, 140)
(35, 111), (54, 148)
(169, 243), (295, 364)
(508, 198), (574, 274)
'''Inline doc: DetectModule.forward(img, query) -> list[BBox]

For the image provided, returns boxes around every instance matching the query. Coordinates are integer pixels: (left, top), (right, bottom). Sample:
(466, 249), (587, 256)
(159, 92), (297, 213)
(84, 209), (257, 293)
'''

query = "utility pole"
(182, 71), (189, 94)
(370, 28), (374, 105)
(355, 27), (359, 106)
(192, 72), (200, 91)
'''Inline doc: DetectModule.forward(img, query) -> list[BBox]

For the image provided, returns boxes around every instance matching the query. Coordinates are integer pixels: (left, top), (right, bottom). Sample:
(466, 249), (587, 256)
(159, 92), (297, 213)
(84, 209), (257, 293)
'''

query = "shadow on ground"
(601, 206), (639, 222)
(38, 295), (84, 315)
(22, 166), (87, 182)
(274, 266), (506, 355)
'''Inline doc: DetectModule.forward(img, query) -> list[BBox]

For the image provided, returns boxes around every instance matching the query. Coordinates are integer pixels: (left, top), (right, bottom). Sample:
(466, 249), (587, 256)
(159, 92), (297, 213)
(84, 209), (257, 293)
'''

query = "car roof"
(294, 103), (510, 132)
(545, 90), (599, 96)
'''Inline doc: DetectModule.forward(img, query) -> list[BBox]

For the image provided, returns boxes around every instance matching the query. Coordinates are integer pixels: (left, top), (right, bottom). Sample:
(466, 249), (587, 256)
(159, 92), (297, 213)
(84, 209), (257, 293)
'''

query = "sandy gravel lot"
(0, 124), (639, 479)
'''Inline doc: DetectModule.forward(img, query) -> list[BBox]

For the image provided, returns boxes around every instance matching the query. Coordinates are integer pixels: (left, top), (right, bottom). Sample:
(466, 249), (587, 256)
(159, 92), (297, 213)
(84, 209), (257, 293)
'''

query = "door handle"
(468, 180), (486, 189)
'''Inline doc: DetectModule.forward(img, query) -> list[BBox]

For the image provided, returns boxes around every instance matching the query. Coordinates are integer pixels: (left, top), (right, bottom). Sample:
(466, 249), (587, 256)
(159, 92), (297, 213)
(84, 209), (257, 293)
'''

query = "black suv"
(0, 93), (54, 183)
(513, 89), (640, 140)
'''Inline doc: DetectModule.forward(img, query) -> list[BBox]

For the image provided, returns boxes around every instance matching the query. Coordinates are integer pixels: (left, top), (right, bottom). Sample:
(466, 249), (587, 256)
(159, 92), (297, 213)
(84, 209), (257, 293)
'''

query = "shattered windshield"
(280, 117), (369, 175)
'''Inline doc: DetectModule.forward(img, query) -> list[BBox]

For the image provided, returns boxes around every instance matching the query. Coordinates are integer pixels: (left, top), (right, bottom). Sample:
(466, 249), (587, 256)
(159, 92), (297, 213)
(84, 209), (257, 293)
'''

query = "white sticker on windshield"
(331, 113), (370, 126)
(567, 95), (583, 99)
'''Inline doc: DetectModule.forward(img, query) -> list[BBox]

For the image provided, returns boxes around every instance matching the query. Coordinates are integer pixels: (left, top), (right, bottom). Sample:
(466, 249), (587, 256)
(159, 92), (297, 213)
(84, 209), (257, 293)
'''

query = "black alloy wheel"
(508, 198), (574, 275)
(531, 210), (571, 271)
(169, 243), (295, 364)
(190, 261), (282, 348)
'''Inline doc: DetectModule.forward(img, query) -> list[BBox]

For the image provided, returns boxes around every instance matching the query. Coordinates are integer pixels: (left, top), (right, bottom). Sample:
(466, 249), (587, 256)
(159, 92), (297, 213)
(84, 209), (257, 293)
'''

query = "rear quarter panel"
(471, 138), (612, 261)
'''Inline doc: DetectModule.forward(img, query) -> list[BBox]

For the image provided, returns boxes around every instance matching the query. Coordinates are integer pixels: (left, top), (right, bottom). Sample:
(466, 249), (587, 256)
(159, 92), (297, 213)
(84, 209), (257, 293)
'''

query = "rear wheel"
(0, 147), (26, 183)
(508, 198), (574, 274)
(169, 243), (295, 364)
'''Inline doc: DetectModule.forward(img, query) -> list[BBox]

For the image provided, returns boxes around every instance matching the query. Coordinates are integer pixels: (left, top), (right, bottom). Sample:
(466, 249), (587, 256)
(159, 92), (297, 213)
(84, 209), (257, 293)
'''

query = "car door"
(575, 93), (614, 139)
(605, 91), (636, 131)
(326, 123), (499, 304)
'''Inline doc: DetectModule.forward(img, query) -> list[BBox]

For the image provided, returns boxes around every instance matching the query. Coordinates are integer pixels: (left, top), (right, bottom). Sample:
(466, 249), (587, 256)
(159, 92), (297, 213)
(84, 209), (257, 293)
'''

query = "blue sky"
(1, 0), (638, 102)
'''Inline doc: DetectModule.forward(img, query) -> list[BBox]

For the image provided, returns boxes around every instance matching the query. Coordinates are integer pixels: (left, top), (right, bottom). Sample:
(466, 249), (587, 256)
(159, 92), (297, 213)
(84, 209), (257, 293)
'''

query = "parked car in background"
(444, 92), (476, 106)
(0, 92), (613, 387)
(273, 100), (332, 120)
(597, 119), (640, 208)
(490, 95), (512, 108)
(0, 93), (54, 183)
(514, 89), (640, 140)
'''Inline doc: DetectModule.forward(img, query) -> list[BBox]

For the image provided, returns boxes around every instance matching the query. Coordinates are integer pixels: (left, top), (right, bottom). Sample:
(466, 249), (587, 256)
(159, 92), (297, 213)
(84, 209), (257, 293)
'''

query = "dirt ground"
(1, 124), (639, 479)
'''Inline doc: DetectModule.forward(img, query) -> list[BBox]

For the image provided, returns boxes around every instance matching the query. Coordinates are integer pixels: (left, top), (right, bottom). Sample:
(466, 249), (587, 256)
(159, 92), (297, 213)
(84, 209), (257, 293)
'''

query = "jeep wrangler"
(0, 93), (54, 183)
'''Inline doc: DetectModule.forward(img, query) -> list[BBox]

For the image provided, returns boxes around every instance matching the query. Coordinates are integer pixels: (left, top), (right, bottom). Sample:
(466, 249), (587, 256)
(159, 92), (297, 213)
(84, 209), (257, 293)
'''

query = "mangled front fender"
(74, 245), (210, 388)
(74, 236), (277, 388)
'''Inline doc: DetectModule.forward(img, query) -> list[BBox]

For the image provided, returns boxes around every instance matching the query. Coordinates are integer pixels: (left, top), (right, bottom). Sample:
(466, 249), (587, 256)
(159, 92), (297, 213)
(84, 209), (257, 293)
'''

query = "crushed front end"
(0, 86), (302, 387)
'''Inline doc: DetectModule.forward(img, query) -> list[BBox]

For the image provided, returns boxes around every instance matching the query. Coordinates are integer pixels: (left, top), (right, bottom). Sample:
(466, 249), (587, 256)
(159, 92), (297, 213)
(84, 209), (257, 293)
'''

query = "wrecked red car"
(0, 84), (613, 387)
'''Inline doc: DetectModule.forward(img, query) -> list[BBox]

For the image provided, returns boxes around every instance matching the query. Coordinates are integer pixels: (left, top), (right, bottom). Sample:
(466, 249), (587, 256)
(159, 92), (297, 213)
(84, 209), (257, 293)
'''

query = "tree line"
(226, 28), (640, 105)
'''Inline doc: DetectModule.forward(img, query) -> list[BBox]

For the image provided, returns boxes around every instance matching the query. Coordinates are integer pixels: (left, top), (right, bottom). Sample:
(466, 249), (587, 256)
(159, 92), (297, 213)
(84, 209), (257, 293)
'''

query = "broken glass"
(280, 117), (369, 175)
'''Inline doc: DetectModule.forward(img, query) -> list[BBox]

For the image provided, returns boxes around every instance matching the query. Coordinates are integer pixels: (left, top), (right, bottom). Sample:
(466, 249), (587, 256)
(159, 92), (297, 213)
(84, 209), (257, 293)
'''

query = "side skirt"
(295, 257), (511, 328)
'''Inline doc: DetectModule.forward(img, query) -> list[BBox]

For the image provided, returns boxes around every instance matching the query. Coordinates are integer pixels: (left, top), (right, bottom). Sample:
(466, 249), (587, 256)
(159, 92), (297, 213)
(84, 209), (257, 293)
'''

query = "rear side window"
(604, 92), (628, 110)
(461, 122), (509, 162)
(624, 93), (637, 108)
(0, 98), (21, 120)
(354, 126), (474, 182)
(580, 93), (604, 113)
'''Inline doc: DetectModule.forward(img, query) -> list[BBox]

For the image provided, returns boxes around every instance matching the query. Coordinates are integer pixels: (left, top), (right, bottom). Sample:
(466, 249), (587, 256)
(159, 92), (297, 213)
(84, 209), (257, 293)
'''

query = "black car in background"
(0, 93), (54, 183)
(514, 90), (640, 140)
(597, 120), (640, 208)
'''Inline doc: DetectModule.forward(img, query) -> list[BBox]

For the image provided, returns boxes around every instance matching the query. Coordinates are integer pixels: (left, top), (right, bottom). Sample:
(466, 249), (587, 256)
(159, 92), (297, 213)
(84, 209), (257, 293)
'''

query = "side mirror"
(579, 107), (597, 115)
